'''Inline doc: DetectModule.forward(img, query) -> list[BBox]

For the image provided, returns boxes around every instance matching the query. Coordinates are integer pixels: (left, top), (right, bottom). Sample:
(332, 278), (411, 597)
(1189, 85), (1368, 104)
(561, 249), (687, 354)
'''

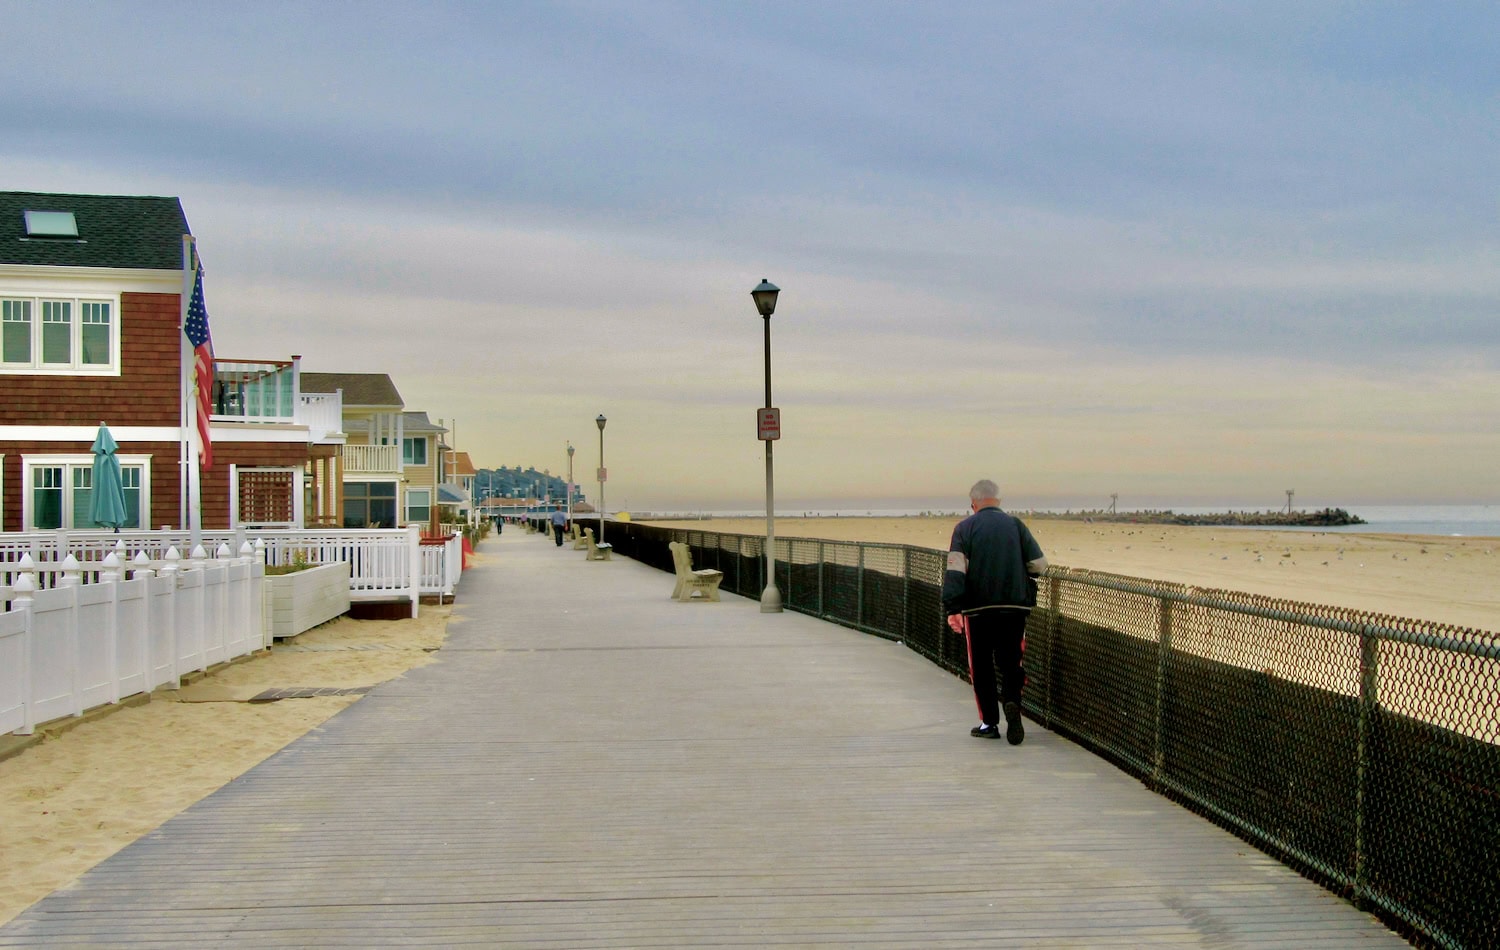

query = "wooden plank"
(0, 534), (1407, 948)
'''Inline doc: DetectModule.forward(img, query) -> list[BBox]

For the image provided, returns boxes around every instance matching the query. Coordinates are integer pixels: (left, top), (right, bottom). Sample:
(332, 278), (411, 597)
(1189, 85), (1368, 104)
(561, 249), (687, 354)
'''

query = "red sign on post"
(757, 408), (781, 441)
(597, 467), (608, 483)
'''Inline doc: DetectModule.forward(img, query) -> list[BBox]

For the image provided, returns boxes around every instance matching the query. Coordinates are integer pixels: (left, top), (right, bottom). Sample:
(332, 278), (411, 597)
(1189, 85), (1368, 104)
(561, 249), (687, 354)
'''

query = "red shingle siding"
(0, 440), (182, 533)
(0, 439), (312, 532)
(0, 292), (183, 426)
(200, 443), (311, 531)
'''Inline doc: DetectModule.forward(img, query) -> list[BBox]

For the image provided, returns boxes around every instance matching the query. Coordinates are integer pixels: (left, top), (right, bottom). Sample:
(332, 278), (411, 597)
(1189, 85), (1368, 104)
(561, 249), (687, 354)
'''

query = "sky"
(4, 1), (1496, 512)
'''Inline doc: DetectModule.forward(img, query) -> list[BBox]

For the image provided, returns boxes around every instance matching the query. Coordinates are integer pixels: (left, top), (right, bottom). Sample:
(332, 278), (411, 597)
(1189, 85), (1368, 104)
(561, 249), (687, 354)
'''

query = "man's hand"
(947, 613), (967, 634)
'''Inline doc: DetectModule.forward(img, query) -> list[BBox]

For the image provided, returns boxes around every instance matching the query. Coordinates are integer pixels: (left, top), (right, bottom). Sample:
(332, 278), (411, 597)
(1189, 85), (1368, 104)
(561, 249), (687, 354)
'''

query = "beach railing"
(579, 518), (1499, 950)
(0, 526), (450, 616)
(0, 545), (265, 737)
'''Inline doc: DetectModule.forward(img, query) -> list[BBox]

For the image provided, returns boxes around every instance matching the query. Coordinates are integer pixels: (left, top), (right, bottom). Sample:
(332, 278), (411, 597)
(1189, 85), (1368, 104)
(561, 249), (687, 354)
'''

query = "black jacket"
(942, 507), (1044, 614)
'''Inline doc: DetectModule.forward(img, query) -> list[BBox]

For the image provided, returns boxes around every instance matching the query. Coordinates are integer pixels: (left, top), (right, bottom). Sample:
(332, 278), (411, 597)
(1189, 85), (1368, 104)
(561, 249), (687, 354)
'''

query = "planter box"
(264, 562), (351, 640)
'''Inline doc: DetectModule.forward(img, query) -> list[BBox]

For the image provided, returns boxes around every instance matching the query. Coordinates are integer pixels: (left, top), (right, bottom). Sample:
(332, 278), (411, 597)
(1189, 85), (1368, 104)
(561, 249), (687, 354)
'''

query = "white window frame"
(404, 487), (432, 526)
(21, 453), (151, 530)
(0, 293), (120, 374)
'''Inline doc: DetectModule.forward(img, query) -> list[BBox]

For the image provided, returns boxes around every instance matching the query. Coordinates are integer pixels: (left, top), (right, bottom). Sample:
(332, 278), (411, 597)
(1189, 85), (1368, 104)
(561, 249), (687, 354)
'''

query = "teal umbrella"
(90, 423), (129, 531)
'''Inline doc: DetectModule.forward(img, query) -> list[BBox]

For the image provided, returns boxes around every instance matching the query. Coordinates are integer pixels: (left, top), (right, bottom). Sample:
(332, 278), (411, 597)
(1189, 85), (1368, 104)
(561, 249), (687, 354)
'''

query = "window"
(405, 488), (431, 525)
(402, 436), (427, 466)
(23, 455), (148, 529)
(343, 481), (398, 528)
(0, 296), (116, 372)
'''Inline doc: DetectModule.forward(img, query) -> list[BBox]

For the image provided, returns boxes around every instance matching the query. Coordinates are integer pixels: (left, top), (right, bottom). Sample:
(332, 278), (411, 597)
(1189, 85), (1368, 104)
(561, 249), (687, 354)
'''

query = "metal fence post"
(1154, 593), (1173, 789)
(1354, 624), (1378, 908)
(1045, 575), (1062, 729)
(817, 541), (825, 619)
(856, 544), (866, 629)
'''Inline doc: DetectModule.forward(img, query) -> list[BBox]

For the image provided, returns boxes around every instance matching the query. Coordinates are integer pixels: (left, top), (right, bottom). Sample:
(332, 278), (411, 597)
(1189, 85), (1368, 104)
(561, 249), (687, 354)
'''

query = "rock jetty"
(1027, 507), (1367, 527)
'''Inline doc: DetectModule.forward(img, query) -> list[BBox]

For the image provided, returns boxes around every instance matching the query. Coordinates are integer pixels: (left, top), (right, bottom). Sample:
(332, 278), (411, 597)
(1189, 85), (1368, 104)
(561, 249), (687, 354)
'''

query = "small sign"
(597, 467), (608, 483)
(758, 407), (781, 441)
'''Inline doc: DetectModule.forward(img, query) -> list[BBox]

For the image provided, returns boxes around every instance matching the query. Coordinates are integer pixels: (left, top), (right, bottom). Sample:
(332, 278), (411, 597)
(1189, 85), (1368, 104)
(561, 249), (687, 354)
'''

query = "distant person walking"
(942, 479), (1048, 744)
(551, 509), (567, 546)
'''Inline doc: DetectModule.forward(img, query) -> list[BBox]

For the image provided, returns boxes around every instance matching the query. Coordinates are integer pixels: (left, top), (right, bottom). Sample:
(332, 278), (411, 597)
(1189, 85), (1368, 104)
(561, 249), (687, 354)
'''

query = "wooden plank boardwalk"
(0, 530), (1406, 948)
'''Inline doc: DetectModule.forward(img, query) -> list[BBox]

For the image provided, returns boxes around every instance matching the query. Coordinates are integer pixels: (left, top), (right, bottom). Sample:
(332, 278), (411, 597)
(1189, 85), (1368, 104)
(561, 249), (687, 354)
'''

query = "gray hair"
(969, 479), (999, 504)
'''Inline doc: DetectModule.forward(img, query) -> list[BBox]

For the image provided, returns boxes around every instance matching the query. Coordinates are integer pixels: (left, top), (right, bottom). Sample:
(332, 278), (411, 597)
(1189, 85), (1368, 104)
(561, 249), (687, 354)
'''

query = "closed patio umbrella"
(90, 423), (129, 531)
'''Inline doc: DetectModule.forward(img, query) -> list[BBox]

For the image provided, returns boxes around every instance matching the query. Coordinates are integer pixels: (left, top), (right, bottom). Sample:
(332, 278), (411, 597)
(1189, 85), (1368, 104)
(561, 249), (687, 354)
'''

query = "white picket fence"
(0, 546), (265, 736)
(0, 527), (468, 737)
(0, 526), (465, 608)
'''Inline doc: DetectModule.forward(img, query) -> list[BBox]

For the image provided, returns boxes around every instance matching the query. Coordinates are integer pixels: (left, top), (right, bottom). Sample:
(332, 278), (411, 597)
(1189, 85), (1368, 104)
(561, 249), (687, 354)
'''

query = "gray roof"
(300, 372), (404, 408)
(0, 192), (190, 269)
(401, 411), (447, 433)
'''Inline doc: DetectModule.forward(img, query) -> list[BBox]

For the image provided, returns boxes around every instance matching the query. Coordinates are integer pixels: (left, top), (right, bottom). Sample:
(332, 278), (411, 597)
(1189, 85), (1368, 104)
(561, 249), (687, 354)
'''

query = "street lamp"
(596, 414), (607, 547)
(751, 278), (782, 613)
(566, 442), (575, 530)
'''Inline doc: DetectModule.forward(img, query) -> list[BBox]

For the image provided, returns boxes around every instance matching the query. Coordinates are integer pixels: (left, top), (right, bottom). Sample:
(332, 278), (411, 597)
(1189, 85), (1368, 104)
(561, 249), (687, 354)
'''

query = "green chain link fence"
(576, 518), (1499, 948)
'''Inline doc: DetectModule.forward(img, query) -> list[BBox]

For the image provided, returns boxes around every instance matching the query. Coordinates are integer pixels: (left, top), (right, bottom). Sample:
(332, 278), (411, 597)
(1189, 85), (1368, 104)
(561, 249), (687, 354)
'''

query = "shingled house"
(0, 191), (340, 531)
(299, 372), (448, 529)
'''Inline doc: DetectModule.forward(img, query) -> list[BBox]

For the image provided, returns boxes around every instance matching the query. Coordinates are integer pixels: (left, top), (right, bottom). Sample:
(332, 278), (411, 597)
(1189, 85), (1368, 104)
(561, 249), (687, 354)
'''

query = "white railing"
(0, 546), (265, 736)
(342, 443), (400, 474)
(0, 526), (461, 616)
(299, 390), (344, 444)
(420, 531), (464, 597)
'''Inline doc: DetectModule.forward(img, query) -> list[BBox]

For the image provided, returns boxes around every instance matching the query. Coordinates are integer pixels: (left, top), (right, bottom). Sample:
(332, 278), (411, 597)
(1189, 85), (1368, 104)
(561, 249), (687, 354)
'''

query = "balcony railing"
(299, 391), (344, 443)
(211, 360), (298, 422)
(343, 443), (400, 474)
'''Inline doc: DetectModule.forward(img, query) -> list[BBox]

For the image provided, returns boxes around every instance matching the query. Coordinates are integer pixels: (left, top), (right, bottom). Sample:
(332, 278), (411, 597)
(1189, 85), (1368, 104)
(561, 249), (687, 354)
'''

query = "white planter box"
(264, 562), (351, 640)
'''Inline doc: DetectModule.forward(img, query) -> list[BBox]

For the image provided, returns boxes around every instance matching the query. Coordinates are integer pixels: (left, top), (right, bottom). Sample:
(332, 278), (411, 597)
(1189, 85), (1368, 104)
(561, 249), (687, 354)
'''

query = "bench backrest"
(669, 541), (693, 577)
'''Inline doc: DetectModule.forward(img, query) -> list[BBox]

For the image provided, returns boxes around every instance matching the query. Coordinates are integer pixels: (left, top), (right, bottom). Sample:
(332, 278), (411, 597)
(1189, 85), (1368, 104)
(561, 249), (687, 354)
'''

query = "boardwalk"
(0, 531), (1404, 948)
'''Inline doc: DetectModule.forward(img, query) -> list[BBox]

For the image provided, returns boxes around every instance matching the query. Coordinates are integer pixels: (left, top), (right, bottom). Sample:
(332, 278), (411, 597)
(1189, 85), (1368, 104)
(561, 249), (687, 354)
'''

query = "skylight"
(23, 210), (79, 237)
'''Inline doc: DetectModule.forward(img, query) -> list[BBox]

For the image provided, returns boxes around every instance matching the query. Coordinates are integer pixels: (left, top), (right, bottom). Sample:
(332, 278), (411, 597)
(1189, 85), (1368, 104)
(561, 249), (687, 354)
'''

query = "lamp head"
(751, 279), (780, 318)
(596, 414), (607, 431)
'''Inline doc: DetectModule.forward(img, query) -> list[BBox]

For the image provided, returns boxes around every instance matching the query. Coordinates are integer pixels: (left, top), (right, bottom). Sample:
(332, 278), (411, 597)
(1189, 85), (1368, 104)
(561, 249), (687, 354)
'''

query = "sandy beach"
(646, 516), (1500, 634)
(0, 565), (459, 927)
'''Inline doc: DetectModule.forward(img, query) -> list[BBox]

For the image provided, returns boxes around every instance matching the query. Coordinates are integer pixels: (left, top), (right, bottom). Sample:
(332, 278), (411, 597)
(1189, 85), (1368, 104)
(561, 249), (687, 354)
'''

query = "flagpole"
(182, 237), (204, 549)
(180, 235), (194, 534)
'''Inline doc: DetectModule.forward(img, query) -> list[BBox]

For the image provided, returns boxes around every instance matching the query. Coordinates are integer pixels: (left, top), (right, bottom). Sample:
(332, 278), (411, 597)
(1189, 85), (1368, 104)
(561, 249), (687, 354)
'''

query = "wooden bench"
(572, 526), (589, 549)
(669, 541), (723, 602)
(583, 527), (612, 561)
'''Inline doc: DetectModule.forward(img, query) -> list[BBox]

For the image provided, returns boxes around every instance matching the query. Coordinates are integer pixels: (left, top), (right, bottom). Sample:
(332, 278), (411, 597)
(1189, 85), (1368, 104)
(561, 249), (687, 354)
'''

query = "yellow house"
(299, 373), (449, 529)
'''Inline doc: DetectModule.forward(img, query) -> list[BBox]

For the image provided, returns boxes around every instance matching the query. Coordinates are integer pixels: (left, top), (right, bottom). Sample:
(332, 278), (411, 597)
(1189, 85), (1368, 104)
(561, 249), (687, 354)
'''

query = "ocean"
(645, 505), (1500, 538)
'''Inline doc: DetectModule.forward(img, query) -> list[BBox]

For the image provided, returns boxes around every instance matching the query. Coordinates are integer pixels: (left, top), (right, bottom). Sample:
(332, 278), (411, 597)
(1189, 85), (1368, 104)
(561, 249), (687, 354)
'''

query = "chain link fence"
(578, 518), (1498, 948)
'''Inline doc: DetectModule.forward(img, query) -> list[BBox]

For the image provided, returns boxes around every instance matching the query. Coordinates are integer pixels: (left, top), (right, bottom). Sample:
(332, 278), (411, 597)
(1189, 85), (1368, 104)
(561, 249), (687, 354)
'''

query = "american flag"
(184, 267), (214, 468)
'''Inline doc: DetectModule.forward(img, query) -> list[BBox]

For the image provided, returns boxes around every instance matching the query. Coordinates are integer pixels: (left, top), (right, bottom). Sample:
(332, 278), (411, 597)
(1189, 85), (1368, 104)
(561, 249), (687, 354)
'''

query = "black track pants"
(964, 609), (1028, 726)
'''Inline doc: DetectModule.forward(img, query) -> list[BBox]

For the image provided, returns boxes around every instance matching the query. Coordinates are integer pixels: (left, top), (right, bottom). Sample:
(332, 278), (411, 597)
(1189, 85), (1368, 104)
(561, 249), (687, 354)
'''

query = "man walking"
(550, 508), (567, 546)
(942, 479), (1048, 745)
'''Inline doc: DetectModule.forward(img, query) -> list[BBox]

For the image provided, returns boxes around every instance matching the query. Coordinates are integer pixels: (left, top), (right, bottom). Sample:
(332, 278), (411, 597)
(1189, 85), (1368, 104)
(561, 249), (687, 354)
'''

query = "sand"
(0, 570), (459, 927)
(646, 517), (1500, 634)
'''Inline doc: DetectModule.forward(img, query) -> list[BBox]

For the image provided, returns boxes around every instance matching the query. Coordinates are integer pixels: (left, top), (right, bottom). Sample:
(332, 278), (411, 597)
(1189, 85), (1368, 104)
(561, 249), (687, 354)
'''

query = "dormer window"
(22, 210), (79, 238)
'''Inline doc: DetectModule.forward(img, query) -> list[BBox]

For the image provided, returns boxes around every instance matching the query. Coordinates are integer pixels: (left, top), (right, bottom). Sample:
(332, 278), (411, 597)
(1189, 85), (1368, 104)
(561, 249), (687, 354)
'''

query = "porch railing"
(342, 443), (400, 474)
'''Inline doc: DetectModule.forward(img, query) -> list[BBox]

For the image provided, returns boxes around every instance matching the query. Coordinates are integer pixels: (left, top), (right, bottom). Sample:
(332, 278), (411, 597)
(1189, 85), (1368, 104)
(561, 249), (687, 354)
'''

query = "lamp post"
(596, 414), (607, 546)
(566, 442), (575, 531)
(751, 278), (782, 613)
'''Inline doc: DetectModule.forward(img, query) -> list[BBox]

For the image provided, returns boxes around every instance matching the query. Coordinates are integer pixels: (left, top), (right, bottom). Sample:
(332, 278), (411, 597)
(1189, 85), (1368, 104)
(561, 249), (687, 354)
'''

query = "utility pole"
(1285, 489), (1295, 514)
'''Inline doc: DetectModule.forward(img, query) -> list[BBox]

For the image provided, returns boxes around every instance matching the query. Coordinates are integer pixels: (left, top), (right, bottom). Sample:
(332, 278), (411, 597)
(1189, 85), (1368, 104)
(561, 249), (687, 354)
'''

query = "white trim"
(208, 423), (313, 443)
(0, 426), (184, 442)
(229, 464), (304, 529)
(20, 453), (152, 530)
(0, 264), (183, 294)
